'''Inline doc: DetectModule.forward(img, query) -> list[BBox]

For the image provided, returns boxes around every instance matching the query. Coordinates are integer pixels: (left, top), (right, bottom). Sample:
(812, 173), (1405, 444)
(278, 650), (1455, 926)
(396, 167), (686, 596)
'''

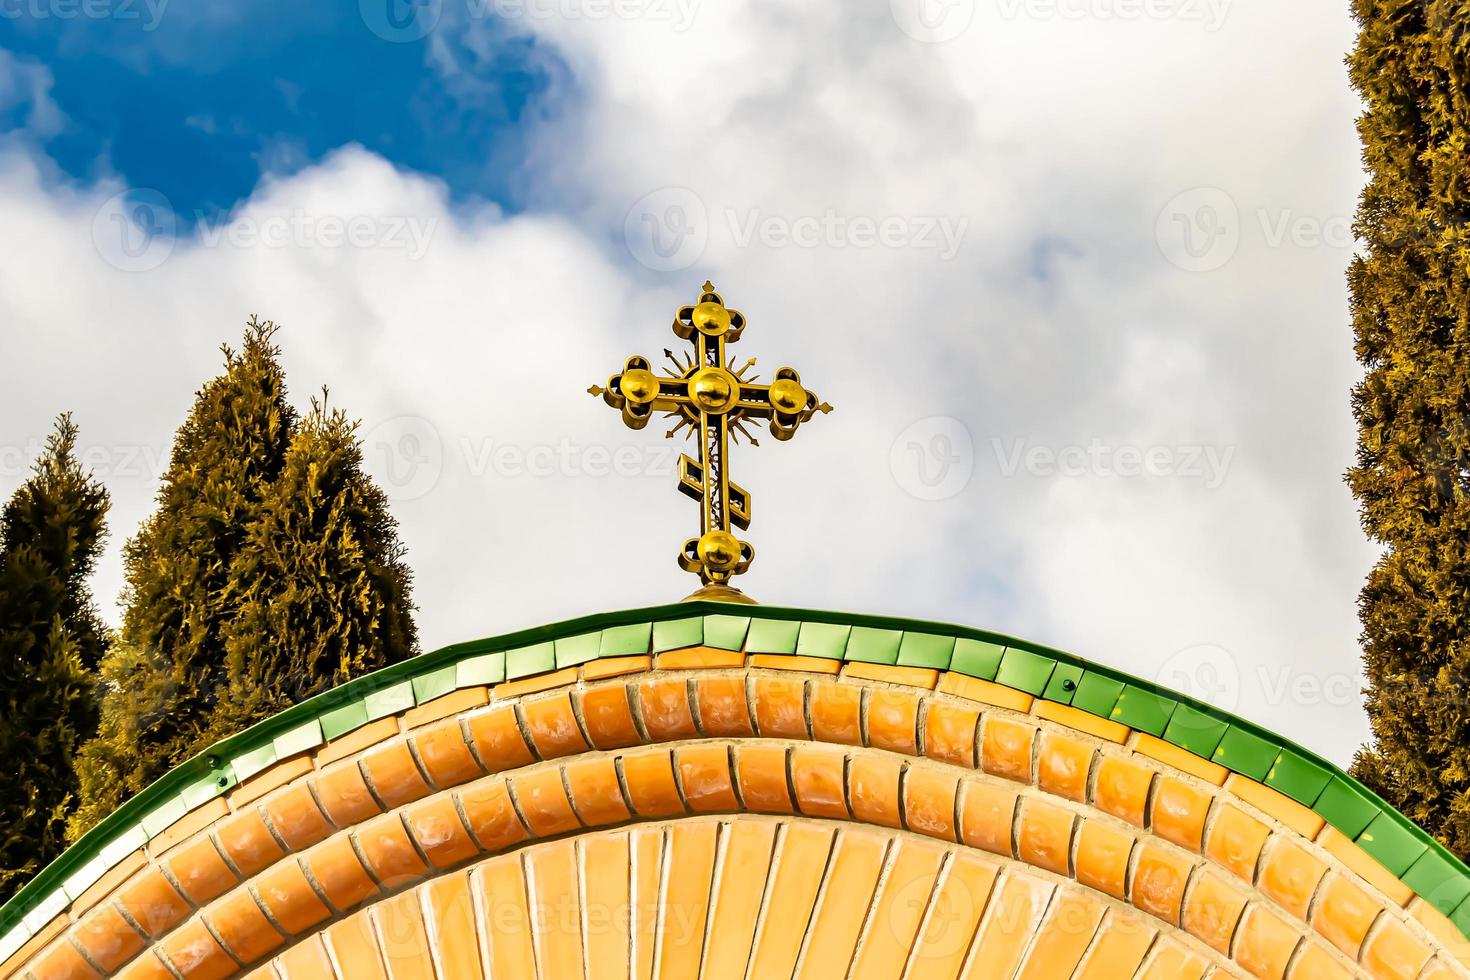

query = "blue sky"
(3, 2), (555, 221)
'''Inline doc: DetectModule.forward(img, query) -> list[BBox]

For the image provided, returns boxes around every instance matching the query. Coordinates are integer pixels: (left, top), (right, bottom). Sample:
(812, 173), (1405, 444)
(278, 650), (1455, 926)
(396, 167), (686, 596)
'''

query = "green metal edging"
(2, 598), (1467, 954)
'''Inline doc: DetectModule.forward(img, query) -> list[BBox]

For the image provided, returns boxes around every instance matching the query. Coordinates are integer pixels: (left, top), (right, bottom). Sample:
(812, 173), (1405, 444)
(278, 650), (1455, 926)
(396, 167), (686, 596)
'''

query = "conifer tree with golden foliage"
(1347, 0), (1470, 856)
(70, 319), (417, 838)
(0, 416), (109, 904)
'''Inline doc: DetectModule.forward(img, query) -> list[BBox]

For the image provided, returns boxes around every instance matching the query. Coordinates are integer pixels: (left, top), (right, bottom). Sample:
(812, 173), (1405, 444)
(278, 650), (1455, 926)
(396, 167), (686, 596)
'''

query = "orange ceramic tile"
(655, 646), (744, 669)
(848, 754), (903, 828)
(904, 767), (959, 841)
(578, 684), (643, 750)
(958, 780), (1019, 857)
(1131, 840), (1192, 924)
(216, 808), (288, 876)
(620, 749), (685, 818)
(231, 756), (313, 808)
(1073, 912), (1158, 980)
(0, 921), (68, 980)
(420, 871), (482, 980)
(657, 823), (718, 980)
(465, 703), (537, 772)
(867, 689), (921, 755)
(1015, 888), (1107, 980)
(1235, 904), (1300, 980)
(749, 654), (840, 674)
(71, 904), (147, 972)
(112, 951), (175, 980)
(1224, 774), (1325, 840)
(164, 835), (238, 905)
(524, 841), (586, 980)
(160, 918), (241, 979)
(1074, 819), (1135, 899)
(636, 677), (698, 740)
(315, 718), (398, 767)
(1287, 943), (1354, 980)
(372, 889), (435, 980)
(411, 720), (484, 789)
(314, 762), (382, 828)
(1037, 732), (1094, 803)
(513, 767), (581, 836)
(748, 824), (838, 978)
(405, 796), (480, 869)
(964, 873), (1054, 979)
(206, 888), (285, 964)
(520, 692), (590, 759)
(1205, 804), (1270, 882)
(71, 849), (147, 916)
(584, 654), (653, 680)
(794, 830), (888, 980)
(564, 756), (632, 825)
(938, 672), (1034, 713)
(809, 680), (863, 745)
(790, 746), (850, 819)
(907, 852), (998, 977)
(751, 677), (809, 739)
(273, 933), (336, 980)
(492, 665), (578, 700)
(1017, 798), (1074, 876)
(306, 836), (379, 910)
(735, 744), (795, 814)
(694, 677), (755, 736)
(578, 833), (631, 980)
(28, 939), (101, 980)
(457, 780), (529, 854)
(1136, 941), (1209, 980)
(1258, 837), (1327, 921)
(262, 785), (333, 852)
(843, 663), (940, 689)
(677, 744), (740, 812)
(1181, 870), (1247, 954)
(323, 915), (389, 980)
(113, 866), (190, 939)
(360, 741), (432, 809)
(147, 799), (230, 859)
(1093, 755), (1154, 827)
(981, 716), (1035, 783)
(473, 855), (536, 979)
(1409, 898), (1470, 965)
(1421, 961), (1463, 980)
(924, 701), (980, 768)
(355, 813), (430, 890)
(401, 686), (487, 730)
(1034, 702), (1129, 744)
(849, 840), (946, 980)
(1360, 917), (1433, 980)
(631, 826), (663, 980)
(702, 821), (778, 980)
(1317, 826), (1415, 906)
(1312, 872), (1381, 958)
(1150, 776), (1212, 851)
(1133, 733), (1228, 786)
(253, 860), (331, 934)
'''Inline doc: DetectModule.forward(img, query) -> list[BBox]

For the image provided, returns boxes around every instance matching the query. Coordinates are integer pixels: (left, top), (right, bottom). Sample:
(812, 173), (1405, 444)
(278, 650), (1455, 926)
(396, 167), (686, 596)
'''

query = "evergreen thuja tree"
(1347, 0), (1470, 855)
(0, 415), (109, 903)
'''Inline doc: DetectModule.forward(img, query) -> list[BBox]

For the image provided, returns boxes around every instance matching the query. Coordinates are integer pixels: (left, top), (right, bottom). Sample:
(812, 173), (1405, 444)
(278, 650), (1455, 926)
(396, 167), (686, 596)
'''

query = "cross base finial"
(681, 582), (759, 604)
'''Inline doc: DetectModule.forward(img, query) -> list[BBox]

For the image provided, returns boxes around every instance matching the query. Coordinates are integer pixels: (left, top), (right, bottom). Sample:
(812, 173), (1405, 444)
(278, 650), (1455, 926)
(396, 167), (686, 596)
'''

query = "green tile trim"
(1042, 663), (1083, 704)
(1163, 704), (1228, 759)
(320, 700), (369, 740)
(896, 632), (955, 669)
(703, 614), (752, 651)
(1211, 725), (1280, 781)
(745, 618), (800, 654)
(555, 631), (602, 668)
(797, 622), (852, 660)
(652, 617), (703, 652)
(1357, 811), (1430, 877)
(1404, 849), (1470, 915)
(507, 641), (556, 678)
(950, 638), (1005, 680)
(1264, 748), (1333, 806)
(364, 681), (415, 721)
(995, 648), (1056, 696)
(139, 797), (189, 839)
(1070, 672), (1124, 717)
(1314, 777), (1380, 838)
(598, 622), (653, 658)
(1109, 685), (1175, 736)
(456, 652), (506, 687)
(411, 666), (457, 705)
(230, 743), (277, 783)
(844, 626), (901, 665)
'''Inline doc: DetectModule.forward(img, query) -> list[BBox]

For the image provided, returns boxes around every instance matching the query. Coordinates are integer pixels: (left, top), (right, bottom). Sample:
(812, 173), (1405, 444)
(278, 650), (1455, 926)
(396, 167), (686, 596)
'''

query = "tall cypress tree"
(70, 319), (418, 839)
(1347, 1), (1470, 854)
(0, 415), (109, 903)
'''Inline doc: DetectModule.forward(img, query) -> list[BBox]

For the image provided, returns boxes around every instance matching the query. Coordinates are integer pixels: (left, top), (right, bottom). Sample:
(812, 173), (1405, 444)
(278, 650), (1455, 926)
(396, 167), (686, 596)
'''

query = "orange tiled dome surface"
(3, 601), (1469, 979)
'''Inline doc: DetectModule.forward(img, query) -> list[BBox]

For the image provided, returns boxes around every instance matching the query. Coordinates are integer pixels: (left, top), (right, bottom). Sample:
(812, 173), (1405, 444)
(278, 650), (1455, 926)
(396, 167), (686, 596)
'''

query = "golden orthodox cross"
(590, 282), (832, 600)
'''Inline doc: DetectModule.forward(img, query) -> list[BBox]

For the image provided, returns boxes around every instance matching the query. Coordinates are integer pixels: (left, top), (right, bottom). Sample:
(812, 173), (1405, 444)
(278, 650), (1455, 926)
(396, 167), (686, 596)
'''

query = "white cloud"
(0, 0), (1376, 762)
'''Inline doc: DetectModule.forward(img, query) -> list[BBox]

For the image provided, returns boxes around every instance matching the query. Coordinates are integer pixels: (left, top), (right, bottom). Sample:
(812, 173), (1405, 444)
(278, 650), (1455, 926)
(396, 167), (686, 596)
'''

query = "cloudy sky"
(0, 0), (1372, 762)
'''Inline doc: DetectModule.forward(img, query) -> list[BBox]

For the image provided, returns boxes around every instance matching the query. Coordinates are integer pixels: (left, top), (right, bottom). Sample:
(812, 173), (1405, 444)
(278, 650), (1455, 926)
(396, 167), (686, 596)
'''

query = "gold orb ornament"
(620, 368), (659, 404)
(697, 530), (742, 570)
(769, 378), (806, 413)
(691, 301), (732, 336)
(689, 368), (737, 413)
